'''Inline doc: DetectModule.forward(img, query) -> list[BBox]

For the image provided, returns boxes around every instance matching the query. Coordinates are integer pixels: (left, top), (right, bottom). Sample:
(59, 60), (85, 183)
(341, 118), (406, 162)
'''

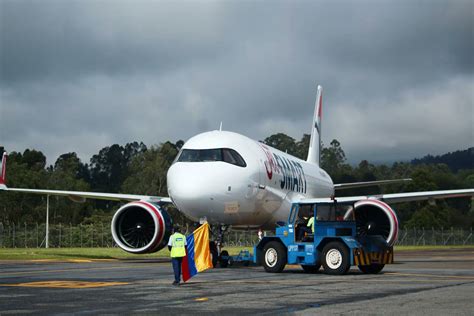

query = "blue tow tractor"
(251, 201), (395, 274)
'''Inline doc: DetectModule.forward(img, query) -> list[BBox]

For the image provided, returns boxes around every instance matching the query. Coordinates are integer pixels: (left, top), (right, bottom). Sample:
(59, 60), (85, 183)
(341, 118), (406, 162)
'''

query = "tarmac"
(0, 248), (473, 315)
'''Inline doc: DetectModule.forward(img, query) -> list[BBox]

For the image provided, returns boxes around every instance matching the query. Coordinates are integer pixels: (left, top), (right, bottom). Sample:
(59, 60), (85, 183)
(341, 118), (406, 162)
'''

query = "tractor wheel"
(358, 263), (385, 274)
(262, 241), (287, 273)
(322, 242), (350, 275)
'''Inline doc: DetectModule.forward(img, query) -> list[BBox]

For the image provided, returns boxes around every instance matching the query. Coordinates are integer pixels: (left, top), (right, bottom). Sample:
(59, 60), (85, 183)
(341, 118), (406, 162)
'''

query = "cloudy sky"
(1, 0), (473, 165)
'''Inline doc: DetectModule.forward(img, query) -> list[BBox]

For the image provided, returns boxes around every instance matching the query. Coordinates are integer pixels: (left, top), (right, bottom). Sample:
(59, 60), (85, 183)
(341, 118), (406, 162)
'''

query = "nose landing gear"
(209, 224), (231, 268)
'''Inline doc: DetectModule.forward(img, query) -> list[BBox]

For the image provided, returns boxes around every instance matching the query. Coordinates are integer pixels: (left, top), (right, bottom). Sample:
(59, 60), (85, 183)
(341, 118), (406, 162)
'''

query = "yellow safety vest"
(307, 217), (314, 233)
(170, 233), (186, 258)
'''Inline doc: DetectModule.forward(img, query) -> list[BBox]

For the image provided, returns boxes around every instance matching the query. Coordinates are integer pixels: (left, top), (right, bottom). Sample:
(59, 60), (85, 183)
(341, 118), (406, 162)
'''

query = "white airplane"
(1, 85), (473, 254)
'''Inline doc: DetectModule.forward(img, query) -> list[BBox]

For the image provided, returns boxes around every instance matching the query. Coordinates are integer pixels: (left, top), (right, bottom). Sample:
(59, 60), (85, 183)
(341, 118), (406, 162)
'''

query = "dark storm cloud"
(1, 0), (473, 164)
(1, 1), (231, 83)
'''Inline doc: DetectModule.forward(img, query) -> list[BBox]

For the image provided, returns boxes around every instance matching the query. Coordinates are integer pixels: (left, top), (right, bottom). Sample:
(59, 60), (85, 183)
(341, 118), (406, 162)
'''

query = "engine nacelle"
(345, 199), (399, 246)
(111, 201), (173, 254)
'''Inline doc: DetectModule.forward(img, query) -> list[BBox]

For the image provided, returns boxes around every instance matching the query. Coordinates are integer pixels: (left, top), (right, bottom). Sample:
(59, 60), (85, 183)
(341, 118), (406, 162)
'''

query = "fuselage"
(167, 130), (334, 228)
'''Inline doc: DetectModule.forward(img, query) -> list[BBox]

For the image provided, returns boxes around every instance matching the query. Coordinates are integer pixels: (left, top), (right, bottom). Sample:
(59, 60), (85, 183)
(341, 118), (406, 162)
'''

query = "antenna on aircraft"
(219, 122), (223, 131)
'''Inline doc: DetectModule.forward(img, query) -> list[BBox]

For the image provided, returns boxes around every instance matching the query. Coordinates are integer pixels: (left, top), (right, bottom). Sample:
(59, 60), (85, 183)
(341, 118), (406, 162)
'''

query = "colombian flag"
(182, 223), (213, 282)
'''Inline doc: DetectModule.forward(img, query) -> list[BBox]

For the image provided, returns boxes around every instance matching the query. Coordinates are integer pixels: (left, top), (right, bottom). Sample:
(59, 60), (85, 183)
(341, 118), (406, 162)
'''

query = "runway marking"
(385, 272), (474, 280)
(30, 259), (94, 263)
(29, 259), (117, 263)
(0, 281), (129, 289)
(0, 263), (169, 276)
(194, 297), (209, 302)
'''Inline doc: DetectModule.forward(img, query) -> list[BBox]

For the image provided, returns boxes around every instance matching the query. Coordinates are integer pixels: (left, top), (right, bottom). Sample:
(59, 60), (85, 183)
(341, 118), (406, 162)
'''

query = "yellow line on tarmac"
(29, 259), (118, 263)
(0, 280), (129, 289)
(385, 272), (474, 280)
(0, 263), (169, 277)
(30, 259), (94, 263)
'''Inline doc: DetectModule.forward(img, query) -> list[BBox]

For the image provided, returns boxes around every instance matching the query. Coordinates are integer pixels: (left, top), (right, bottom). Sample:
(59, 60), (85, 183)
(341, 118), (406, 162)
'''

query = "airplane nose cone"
(167, 163), (217, 220)
(167, 164), (202, 201)
(167, 160), (255, 223)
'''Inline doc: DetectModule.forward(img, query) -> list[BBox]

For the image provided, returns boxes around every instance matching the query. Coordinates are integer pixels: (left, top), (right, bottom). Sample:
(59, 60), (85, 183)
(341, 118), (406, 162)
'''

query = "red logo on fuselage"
(260, 144), (275, 180)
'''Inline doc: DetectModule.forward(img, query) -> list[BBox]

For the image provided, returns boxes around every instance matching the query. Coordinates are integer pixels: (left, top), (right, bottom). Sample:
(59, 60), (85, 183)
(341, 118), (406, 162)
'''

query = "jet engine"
(345, 199), (399, 246)
(111, 201), (173, 254)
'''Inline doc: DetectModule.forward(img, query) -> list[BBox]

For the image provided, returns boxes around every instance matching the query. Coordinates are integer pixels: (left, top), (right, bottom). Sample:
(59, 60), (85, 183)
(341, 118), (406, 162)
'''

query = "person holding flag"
(168, 226), (187, 286)
(181, 222), (213, 283)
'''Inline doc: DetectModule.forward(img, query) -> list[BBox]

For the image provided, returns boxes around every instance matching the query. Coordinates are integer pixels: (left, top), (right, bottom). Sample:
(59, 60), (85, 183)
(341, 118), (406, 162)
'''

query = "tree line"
(0, 135), (472, 229)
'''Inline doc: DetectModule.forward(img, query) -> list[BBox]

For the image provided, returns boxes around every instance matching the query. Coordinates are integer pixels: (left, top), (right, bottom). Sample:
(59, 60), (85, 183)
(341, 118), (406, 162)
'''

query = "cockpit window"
(222, 149), (246, 167)
(177, 148), (246, 167)
(179, 149), (222, 162)
(201, 149), (223, 162)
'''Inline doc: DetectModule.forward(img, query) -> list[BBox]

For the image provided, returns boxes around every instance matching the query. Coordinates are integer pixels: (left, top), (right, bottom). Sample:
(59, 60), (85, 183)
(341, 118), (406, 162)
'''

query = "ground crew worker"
(297, 216), (314, 241)
(307, 216), (314, 234)
(168, 226), (187, 286)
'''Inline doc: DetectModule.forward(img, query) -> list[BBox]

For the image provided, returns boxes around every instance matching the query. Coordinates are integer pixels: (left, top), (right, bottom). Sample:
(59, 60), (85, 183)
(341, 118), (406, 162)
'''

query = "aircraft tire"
(262, 241), (287, 273)
(219, 250), (229, 268)
(210, 242), (218, 268)
(358, 263), (385, 274)
(322, 242), (350, 275)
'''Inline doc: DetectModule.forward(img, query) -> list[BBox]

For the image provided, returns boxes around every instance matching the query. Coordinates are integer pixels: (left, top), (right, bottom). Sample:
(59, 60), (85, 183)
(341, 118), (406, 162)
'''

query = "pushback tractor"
(253, 201), (395, 275)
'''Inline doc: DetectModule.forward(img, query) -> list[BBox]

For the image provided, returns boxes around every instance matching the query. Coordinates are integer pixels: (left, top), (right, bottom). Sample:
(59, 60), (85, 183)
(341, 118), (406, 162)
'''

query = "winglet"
(307, 85), (323, 165)
(0, 152), (7, 189)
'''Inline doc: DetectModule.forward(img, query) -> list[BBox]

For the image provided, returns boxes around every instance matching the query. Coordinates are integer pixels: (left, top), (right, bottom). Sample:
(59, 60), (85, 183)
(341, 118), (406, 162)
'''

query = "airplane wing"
(299, 188), (474, 204)
(0, 152), (171, 203)
(0, 186), (171, 203)
(334, 178), (412, 190)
